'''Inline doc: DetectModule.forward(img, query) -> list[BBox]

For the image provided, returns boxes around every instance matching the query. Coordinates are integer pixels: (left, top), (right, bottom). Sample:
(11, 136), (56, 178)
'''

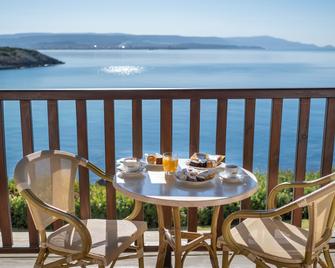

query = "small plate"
(116, 161), (146, 174)
(144, 153), (163, 167)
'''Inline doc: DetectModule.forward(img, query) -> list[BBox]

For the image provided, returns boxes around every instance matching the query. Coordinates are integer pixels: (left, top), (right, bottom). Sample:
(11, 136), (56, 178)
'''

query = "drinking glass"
(163, 152), (178, 175)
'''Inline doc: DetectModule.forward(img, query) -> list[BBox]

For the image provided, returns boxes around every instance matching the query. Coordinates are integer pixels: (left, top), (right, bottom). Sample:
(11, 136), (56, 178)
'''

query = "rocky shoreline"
(0, 47), (64, 70)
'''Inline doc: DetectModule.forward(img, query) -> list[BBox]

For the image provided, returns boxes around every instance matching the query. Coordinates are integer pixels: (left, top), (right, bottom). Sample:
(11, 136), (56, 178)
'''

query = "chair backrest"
(300, 174), (335, 258)
(14, 150), (87, 231)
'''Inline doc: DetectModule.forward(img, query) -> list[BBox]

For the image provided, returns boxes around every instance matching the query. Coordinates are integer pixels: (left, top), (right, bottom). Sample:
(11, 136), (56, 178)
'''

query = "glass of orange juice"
(163, 152), (178, 175)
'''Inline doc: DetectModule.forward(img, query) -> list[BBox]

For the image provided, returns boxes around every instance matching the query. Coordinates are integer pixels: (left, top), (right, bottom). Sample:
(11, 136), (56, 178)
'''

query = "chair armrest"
(222, 197), (309, 252)
(85, 161), (143, 220)
(267, 172), (335, 209)
(21, 189), (92, 256)
(86, 161), (113, 182)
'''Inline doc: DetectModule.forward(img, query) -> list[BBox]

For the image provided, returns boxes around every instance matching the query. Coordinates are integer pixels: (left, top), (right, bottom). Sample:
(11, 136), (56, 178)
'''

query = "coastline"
(0, 47), (64, 70)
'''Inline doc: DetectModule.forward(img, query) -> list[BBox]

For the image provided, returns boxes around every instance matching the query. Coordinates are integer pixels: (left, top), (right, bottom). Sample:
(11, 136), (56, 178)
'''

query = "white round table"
(113, 159), (258, 207)
(113, 159), (258, 268)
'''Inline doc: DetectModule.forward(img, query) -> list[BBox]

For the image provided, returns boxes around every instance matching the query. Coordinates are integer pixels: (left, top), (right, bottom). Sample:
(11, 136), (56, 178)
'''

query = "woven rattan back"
(14, 150), (86, 230)
(302, 178), (335, 259)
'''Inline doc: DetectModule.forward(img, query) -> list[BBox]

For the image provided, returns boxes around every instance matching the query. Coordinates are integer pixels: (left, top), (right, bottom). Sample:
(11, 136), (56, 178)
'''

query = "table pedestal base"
(156, 205), (220, 268)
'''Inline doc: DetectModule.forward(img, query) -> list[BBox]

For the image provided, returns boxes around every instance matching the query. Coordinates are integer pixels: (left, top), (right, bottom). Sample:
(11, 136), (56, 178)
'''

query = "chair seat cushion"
(218, 218), (309, 264)
(47, 219), (147, 265)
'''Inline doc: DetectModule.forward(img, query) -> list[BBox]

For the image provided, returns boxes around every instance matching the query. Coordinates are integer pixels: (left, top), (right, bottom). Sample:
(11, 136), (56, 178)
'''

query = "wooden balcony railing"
(0, 88), (334, 253)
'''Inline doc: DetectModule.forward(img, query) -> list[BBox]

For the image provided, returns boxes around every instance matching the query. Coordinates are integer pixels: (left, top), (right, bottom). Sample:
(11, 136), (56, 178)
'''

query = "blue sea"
(0, 49), (335, 179)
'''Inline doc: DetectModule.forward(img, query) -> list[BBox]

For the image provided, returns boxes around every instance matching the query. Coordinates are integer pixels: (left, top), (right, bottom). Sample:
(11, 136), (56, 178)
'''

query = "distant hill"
(0, 47), (64, 69)
(221, 36), (335, 51)
(0, 33), (334, 51)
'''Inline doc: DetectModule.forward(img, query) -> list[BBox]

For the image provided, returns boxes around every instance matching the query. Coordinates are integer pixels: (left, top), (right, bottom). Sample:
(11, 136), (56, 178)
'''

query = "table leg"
(172, 207), (182, 268)
(163, 206), (173, 268)
(156, 205), (170, 268)
(216, 205), (225, 236)
(209, 206), (220, 268)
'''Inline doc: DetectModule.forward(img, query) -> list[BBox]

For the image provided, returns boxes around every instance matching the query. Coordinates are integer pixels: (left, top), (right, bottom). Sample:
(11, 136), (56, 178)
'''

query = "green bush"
(10, 195), (27, 229)
(7, 170), (321, 230)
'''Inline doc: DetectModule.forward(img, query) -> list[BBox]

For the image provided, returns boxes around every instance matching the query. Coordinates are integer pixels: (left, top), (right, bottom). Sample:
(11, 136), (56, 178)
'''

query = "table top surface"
(113, 159), (258, 207)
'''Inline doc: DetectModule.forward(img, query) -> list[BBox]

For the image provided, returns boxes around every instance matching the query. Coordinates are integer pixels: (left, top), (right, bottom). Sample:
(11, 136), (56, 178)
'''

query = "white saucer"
(218, 171), (245, 183)
(116, 162), (146, 178)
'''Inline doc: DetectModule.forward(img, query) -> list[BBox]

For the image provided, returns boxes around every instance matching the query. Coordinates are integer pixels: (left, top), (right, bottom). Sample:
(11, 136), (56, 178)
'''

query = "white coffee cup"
(122, 158), (141, 172)
(225, 164), (239, 176)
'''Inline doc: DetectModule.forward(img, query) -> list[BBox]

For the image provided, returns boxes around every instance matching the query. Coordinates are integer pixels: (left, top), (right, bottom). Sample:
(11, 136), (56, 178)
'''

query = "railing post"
(104, 100), (117, 219)
(321, 98), (335, 177)
(132, 99), (144, 222)
(47, 100), (63, 230)
(267, 99), (283, 201)
(215, 98), (228, 236)
(0, 100), (13, 248)
(188, 99), (200, 233)
(293, 98), (310, 226)
(76, 100), (91, 219)
(216, 98), (228, 155)
(160, 99), (172, 153)
(242, 98), (256, 210)
(132, 99), (143, 158)
(20, 100), (39, 249)
(160, 99), (173, 268)
(47, 100), (60, 150)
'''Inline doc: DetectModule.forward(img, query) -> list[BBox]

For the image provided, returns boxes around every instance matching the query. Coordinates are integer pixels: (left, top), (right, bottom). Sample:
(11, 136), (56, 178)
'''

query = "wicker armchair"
(218, 172), (335, 268)
(14, 150), (147, 268)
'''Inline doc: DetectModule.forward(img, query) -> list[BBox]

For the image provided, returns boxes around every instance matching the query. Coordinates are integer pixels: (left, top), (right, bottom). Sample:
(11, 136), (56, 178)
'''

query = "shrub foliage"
(8, 171), (320, 229)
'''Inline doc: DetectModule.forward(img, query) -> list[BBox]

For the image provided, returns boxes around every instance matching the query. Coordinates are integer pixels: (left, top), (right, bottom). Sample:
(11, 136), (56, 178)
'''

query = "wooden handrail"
(0, 88), (335, 100)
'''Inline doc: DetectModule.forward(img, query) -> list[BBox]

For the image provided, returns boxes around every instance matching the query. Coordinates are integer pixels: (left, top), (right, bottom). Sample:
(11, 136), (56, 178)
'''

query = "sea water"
(0, 49), (334, 180)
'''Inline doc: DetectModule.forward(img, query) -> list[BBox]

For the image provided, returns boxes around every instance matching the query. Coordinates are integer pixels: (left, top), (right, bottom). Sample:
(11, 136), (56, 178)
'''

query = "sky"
(1, 0), (334, 46)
